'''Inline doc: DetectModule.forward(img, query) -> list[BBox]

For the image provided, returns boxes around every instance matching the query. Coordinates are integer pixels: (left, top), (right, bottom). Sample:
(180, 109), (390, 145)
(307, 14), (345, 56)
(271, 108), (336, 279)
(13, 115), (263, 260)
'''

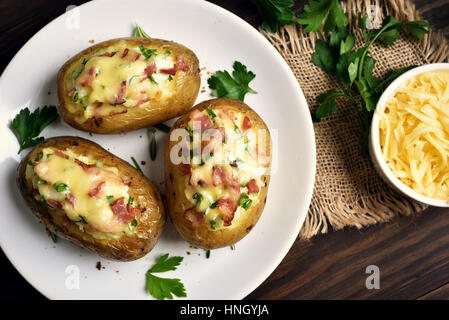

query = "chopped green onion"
(192, 193), (203, 205)
(133, 24), (150, 38)
(210, 220), (216, 230)
(154, 123), (171, 133)
(148, 75), (159, 85)
(238, 193), (252, 210)
(53, 182), (68, 192)
(206, 250), (211, 259)
(131, 219), (138, 227)
(49, 231), (58, 243)
(128, 197), (134, 205)
(230, 244), (235, 250)
(168, 75), (173, 81)
(131, 156), (143, 173)
(106, 195), (115, 204)
(73, 91), (79, 102)
(149, 127), (157, 161)
(139, 45), (157, 60)
(206, 109), (216, 120)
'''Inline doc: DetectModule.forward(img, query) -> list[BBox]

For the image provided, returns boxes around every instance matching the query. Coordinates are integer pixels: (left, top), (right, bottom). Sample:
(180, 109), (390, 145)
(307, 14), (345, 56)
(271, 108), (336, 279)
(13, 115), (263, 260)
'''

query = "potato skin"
(17, 136), (166, 261)
(165, 98), (271, 249)
(57, 37), (200, 134)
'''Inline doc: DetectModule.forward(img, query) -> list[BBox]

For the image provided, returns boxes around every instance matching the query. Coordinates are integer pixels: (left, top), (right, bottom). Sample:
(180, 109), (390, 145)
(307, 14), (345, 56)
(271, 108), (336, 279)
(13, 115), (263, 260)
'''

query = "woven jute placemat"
(261, 0), (449, 239)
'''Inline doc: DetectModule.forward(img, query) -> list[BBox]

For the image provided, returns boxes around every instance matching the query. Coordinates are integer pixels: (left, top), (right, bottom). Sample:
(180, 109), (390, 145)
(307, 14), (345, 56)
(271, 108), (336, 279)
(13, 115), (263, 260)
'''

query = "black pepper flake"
(96, 261), (102, 270)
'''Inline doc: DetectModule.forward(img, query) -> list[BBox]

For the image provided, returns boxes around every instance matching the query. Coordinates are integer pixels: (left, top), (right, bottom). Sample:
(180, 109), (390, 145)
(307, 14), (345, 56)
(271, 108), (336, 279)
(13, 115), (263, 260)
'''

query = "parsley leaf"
(146, 253), (186, 300)
(313, 89), (344, 121)
(133, 24), (150, 38)
(11, 106), (59, 153)
(253, 0), (296, 33)
(208, 61), (257, 101)
(297, 0), (347, 33)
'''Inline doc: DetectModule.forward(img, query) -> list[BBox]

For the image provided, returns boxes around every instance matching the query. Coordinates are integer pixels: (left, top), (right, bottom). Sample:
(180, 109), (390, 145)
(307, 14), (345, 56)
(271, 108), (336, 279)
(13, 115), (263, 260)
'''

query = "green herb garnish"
(230, 244), (235, 250)
(128, 197), (134, 205)
(53, 182), (68, 193)
(49, 230), (58, 243)
(206, 108), (217, 120)
(82, 58), (88, 65)
(11, 106), (59, 153)
(238, 193), (252, 210)
(131, 156), (143, 173)
(192, 193), (203, 205)
(209, 201), (218, 209)
(168, 75), (173, 81)
(131, 219), (138, 227)
(148, 75), (159, 85)
(41, 195), (53, 208)
(139, 46), (157, 60)
(154, 123), (171, 133)
(208, 61), (257, 102)
(210, 220), (216, 230)
(296, 0), (430, 154)
(149, 127), (157, 161)
(73, 91), (79, 103)
(106, 195), (115, 204)
(253, 0), (296, 33)
(164, 50), (171, 57)
(133, 24), (151, 38)
(206, 250), (211, 259)
(145, 253), (186, 300)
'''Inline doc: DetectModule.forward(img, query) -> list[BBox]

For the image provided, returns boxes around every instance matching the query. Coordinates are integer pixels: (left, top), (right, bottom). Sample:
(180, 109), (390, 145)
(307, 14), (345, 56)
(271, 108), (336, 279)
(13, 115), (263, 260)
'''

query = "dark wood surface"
(1, 0), (449, 300)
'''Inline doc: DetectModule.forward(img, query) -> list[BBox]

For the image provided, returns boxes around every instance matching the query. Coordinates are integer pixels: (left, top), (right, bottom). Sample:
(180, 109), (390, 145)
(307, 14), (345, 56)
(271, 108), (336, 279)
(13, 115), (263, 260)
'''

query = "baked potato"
(57, 37), (200, 134)
(165, 98), (271, 249)
(17, 136), (166, 261)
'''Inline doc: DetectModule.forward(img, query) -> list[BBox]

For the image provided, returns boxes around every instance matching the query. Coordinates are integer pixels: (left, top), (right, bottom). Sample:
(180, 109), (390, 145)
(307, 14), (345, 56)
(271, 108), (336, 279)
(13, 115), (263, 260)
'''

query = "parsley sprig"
(253, 0), (297, 33)
(146, 253), (187, 300)
(208, 61), (257, 101)
(11, 106), (59, 153)
(296, 1), (430, 154)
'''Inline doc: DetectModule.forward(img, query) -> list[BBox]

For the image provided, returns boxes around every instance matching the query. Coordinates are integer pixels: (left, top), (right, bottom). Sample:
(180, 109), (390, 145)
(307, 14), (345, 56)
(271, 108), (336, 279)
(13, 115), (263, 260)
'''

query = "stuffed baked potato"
(17, 136), (166, 261)
(57, 37), (200, 134)
(165, 98), (271, 249)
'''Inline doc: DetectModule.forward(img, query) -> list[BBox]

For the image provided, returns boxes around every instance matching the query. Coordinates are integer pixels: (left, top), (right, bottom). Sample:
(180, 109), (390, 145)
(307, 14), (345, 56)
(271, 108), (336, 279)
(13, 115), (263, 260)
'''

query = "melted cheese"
(183, 108), (269, 228)
(380, 70), (449, 199)
(65, 40), (177, 121)
(28, 148), (133, 235)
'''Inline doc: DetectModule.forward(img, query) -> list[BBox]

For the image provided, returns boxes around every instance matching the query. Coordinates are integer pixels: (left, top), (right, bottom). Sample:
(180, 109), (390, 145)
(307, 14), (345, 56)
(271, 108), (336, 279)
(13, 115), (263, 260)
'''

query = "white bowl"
(370, 63), (449, 207)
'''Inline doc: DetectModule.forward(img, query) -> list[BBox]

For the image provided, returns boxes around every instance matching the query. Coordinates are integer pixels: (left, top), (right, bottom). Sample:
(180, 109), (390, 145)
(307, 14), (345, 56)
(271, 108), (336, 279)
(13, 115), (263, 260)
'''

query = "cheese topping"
(380, 70), (449, 199)
(181, 107), (269, 229)
(65, 40), (179, 122)
(26, 148), (141, 237)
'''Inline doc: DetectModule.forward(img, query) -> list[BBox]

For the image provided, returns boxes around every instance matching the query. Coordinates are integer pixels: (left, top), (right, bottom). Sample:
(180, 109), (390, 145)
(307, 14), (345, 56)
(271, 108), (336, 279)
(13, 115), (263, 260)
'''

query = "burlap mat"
(261, 0), (449, 239)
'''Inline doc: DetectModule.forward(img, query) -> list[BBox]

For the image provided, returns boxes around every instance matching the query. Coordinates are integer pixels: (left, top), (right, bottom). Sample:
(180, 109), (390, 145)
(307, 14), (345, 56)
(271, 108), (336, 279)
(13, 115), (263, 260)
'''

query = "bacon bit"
(132, 52), (141, 61)
(126, 203), (144, 218)
(54, 150), (69, 159)
(160, 67), (177, 75)
(110, 81), (127, 105)
(200, 90), (206, 93)
(144, 61), (156, 78)
(47, 199), (63, 210)
(79, 66), (97, 87)
(242, 116), (252, 131)
(217, 198), (237, 226)
(212, 166), (224, 186)
(88, 181), (105, 198)
(67, 88), (75, 98)
(179, 163), (191, 175)
(66, 193), (76, 208)
(184, 207), (204, 227)
(110, 197), (134, 223)
(109, 109), (128, 116)
(190, 109), (213, 132)
(230, 161), (238, 168)
(246, 179), (259, 194)
(155, 90), (162, 99)
(89, 40), (95, 43)
(189, 169), (207, 187)
(176, 55), (189, 72)
(121, 48), (129, 58)
(221, 108), (235, 122)
(160, 55), (189, 75)
(74, 159), (98, 173)
(136, 97), (150, 106)
(94, 52), (114, 58)
(63, 215), (74, 227)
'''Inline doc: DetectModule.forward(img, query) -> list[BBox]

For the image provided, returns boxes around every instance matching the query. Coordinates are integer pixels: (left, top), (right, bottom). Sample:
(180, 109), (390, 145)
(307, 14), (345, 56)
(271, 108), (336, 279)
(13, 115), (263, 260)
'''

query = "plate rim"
(0, 0), (316, 300)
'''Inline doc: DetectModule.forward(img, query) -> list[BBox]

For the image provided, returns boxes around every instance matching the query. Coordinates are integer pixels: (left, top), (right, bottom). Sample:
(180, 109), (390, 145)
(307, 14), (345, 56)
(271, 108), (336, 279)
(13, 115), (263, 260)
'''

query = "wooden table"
(1, 0), (448, 300)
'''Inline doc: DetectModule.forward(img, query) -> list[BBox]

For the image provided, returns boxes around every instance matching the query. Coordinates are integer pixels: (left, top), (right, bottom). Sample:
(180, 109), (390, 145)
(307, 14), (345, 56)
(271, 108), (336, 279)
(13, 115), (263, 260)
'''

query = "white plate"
(0, 0), (315, 299)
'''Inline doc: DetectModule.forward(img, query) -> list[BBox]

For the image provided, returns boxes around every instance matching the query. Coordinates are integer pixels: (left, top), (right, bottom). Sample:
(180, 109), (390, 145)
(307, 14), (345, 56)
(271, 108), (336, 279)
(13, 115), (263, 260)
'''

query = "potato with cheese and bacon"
(17, 136), (165, 261)
(57, 38), (200, 134)
(165, 99), (271, 249)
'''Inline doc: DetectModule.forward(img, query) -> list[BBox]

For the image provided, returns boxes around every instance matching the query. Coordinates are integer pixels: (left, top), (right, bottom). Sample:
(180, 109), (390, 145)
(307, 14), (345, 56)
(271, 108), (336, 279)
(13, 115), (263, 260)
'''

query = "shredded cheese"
(379, 70), (449, 199)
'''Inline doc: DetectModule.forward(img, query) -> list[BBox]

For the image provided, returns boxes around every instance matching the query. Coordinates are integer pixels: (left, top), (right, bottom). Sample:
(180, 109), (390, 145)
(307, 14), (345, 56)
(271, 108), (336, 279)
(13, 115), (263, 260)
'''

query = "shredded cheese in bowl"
(379, 70), (449, 199)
